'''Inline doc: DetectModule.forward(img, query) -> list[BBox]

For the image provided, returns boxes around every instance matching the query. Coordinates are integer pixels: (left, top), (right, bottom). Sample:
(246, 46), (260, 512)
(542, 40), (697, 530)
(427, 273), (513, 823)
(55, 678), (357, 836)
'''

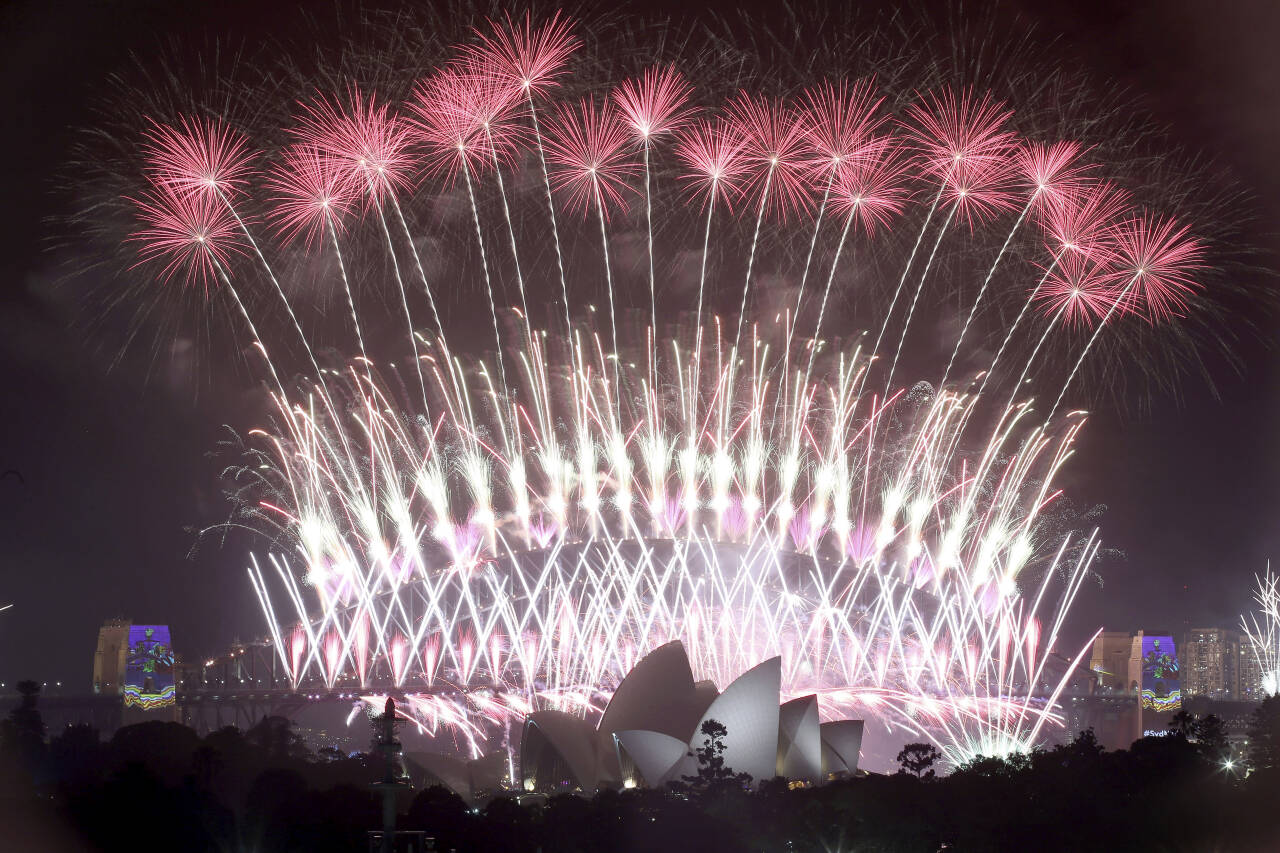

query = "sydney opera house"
(409, 641), (864, 800)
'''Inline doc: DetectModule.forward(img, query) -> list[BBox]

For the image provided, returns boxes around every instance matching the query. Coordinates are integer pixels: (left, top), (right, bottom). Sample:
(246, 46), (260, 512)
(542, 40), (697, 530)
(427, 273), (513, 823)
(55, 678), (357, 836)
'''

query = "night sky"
(1, 0), (1277, 687)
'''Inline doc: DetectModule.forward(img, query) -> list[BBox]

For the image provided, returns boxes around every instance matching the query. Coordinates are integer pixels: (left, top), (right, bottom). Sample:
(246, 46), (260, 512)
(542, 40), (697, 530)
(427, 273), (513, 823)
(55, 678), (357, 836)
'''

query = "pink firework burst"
(265, 144), (358, 249)
(1034, 251), (1118, 328)
(1039, 180), (1130, 263)
(725, 93), (814, 221)
(128, 186), (246, 290)
(611, 65), (695, 142)
(1015, 140), (1093, 217)
(902, 88), (1017, 186)
(1106, 214), (1206, 322)
(464, 10), (579, 99)
(829, 136), (912, 235)
(800, 79), (887, 181)
(942, 153), (1017, 230)
(674, 118), (748, 211)
(542, 96), (638, 217)
(409, 69), (525, 185)
(294, 87), (418, 204)
(142, 116), (254, 201)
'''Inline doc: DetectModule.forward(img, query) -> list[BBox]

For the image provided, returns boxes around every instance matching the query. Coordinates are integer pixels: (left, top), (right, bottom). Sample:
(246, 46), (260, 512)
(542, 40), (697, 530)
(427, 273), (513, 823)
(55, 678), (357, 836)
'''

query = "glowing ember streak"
(1241, 568), (1280, 697)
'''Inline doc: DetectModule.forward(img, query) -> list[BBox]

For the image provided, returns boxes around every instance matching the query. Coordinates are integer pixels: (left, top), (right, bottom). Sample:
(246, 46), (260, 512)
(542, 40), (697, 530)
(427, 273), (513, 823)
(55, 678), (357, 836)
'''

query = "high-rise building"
(1236, 634), (1266, 700)
(1181, 628), (1240, 700)
(1180, 627), (1268, 701)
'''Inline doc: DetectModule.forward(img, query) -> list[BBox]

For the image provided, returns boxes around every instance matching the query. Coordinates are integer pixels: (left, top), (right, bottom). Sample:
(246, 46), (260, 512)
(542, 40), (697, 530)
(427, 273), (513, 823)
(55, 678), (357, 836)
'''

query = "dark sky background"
(1, 0), (1277, 687)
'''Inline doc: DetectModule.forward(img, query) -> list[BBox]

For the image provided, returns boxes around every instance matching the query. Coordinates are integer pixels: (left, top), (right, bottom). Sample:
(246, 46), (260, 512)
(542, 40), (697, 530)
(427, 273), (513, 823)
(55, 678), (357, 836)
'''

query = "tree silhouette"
(1168, 709), (1196, 740)
(3, 680), (46, 743)
(0, 679), (47, 790)
(896, 742), (942, 778)
(1192, 714), (1230, 763)
(682, 719), (752, 793)
(246, 715), (311, 763)
(1247, 695), (1280, 773)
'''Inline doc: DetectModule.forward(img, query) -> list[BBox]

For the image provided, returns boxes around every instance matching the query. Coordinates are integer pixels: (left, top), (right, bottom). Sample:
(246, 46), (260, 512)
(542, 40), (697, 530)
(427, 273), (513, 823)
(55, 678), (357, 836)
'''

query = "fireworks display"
(1242, 568), (1280, 697)
(111, 11), (1210, 767)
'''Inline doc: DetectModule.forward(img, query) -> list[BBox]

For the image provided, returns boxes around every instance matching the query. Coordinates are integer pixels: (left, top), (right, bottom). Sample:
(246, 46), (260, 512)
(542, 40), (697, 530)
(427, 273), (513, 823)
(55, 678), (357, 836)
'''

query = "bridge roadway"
(177, 638), (515, 732)
(0, 634), (507, 737)
(7, 633), (1119, 740)
(12, 682), (505, 738)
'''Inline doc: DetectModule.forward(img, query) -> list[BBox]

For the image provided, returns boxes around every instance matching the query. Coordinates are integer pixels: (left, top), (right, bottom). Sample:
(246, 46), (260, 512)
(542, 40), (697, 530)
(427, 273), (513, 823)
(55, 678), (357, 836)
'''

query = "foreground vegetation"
(5, 682), (1280, 852)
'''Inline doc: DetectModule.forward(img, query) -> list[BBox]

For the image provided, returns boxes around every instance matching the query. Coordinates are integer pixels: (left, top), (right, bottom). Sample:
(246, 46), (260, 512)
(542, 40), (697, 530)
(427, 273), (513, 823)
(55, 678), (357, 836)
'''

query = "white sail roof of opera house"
(522, 711), (600, 793)
(406, 748), (514, 803)
(662, 656), (782, 785)
(519, 640), (866, 794)
(613, 729), (690, 788)
(819, 719), (865, 776)
(597, 640), (706, 740)
(778, 694), (823, 783)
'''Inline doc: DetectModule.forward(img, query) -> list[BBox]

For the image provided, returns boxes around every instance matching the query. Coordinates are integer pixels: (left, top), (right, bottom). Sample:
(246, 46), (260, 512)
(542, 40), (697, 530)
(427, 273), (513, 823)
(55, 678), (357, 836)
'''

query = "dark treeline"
(5, 681), (1280, 852)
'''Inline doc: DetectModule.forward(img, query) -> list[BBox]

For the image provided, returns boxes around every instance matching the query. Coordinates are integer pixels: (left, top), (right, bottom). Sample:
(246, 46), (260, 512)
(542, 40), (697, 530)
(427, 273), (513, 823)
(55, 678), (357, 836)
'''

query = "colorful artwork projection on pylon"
(1140, 635), (1181, 712)
(124, 625), (175, 710)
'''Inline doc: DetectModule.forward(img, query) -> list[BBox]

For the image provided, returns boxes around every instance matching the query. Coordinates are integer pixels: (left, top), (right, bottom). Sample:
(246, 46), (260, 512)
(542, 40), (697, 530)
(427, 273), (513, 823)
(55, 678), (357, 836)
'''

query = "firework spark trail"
(458, 161), (509, 395)
(805, 136), (912, 387)
(128, 186), (294, 399)
(591, 181), (621, 402)
(787, 168), (836, 354)
(997, 252), (1115, 419)
(262, 144), (363, 359)
(1048, 215), (1204, 420)
(804, 209), (854, 389)
(543, 95), (638, 401)
(468, 11), (580, 336)
(372, 198), (431, 405)
(692, 185), (719, 409)
(642, 142), (657, 344)
(727, 93), (817, 384)
(614, 66), (694, 363)
(484, 129), (532, 344)
(863, 184), (943, 398)
(323, 214), (369, 369)
(1242, 566), (1280, 696)
(675, 116), (746, 404)
(943, 141), (1092, 387)
(801, 81), (887, 217)
(736, 165), (774, 352)
(209, 258), (289, 398)
(526, 91), (572, 333)
(974, 252), (1062, 404)
(1004, 309), (1070, 418)
(873, 87), (1017, 394)
(942, 197), (1033, 386)
(217, 188), (331, 382)
(1046, 275), (1135, 420)
(389, 195), (445, 336)
(885, 204), (957, 393)
(975, 183), (1131, 405)
(408, 68), (520, 394)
